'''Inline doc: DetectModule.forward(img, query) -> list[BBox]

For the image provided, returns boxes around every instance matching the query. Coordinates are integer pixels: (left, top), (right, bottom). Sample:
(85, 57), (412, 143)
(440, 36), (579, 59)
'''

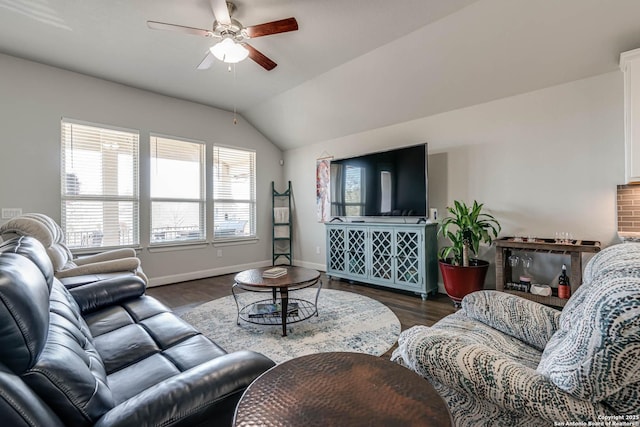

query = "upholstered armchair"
(0, 213), (148, 286)
(391, 243), (640, 426)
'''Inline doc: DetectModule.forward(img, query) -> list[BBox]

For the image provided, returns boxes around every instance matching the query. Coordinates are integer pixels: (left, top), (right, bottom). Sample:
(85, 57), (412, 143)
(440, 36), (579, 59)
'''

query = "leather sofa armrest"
(56, 258), (141, 278)
(73, 249), (138, 265)
(94, 350), (275, 427)
(69, 276), (146, 314)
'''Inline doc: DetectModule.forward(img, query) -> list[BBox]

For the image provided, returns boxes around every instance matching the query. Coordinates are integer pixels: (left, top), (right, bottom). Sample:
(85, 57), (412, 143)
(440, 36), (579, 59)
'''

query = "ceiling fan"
(147, 0), (298, 71)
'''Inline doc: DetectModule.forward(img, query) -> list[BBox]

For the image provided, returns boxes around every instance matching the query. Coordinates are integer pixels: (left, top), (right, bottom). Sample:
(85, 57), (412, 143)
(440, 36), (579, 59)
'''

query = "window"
(213, 146), (256, 240)
(150, 135), (205, 244)
(380, 170), (392, 213)
(344, 165), (366, 216)
(61, 120), (139, 249)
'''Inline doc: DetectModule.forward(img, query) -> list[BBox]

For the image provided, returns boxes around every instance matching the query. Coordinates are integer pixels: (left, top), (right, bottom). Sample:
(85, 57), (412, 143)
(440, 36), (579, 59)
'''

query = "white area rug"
(181, 288), (401, 364)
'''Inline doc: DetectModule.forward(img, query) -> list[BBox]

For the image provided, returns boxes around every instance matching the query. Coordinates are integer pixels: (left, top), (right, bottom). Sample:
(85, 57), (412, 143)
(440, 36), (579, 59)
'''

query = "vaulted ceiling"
(1, 0), (640, 150)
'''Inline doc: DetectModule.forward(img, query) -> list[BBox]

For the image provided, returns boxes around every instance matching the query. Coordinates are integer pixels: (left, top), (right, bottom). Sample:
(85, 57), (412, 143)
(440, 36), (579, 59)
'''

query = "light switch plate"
(2, 208), (22, 219)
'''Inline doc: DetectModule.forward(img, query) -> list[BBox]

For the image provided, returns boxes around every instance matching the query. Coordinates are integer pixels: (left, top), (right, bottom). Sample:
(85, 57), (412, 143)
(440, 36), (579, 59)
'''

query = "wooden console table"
(495, 237), (601, 307)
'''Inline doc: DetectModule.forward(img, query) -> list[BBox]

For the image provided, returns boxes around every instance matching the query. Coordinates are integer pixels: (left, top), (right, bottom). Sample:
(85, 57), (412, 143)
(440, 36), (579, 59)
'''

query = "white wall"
(0, 52), (624, 289)
(284, 71), (624, 288)
(0, 53), (284, 285)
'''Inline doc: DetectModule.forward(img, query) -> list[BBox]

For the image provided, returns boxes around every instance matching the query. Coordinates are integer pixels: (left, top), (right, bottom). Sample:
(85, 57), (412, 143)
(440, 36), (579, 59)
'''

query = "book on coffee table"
(248, 302), (299, 318)
(262, 267), (288, 278)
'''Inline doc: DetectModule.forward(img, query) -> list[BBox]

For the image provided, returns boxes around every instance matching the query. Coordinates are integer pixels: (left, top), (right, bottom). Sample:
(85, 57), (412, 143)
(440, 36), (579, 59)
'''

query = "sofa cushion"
(0, 216), (55, 247)
(462, 290), (561, 351)
(0, 363), (66, 427)
(0, 236), (54, 289)
(0, 214), (73, 271)
(84, 295), (227, 404)
(48, 244), (71, 272)
(23, 282), (114, 426)
(426, 310), (543, 369)
(0, 254), (50, 373)
(537, 244), (640, 412)
(582, 242), (640, 286)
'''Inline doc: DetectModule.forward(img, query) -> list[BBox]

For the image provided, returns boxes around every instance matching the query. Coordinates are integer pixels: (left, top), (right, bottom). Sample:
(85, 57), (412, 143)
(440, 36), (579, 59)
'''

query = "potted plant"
(438, 200), (501, 305)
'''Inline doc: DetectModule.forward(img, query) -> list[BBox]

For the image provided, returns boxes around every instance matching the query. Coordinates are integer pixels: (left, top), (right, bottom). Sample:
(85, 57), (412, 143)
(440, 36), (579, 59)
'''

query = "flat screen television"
(330, 143), (428, 218)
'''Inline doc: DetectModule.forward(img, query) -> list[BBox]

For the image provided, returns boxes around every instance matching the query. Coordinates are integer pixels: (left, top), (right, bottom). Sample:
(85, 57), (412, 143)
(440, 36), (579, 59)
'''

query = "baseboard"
(292, 260), (326, 272)
(147, 260), (437, 290)
(147, 260), (273, 287)
(148, 259), (328, 287)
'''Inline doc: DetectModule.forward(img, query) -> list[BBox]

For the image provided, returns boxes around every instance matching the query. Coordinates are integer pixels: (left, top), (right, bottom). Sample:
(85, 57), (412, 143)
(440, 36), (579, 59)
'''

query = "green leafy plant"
(438, 200), (501, 266)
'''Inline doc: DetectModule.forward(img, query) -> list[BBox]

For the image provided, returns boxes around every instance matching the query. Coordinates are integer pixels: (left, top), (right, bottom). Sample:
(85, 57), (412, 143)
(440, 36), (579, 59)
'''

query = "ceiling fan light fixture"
(210, 37), (249, 63)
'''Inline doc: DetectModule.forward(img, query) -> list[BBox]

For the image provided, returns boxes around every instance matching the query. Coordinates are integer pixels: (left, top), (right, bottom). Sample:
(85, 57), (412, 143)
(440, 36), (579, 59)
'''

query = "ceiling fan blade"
(245, 17), (298, 38)
(210, 0), (231, 25)
(243, 43), (277, 71)
(147, 21), (212, 37)
(197, 51), (216, 70)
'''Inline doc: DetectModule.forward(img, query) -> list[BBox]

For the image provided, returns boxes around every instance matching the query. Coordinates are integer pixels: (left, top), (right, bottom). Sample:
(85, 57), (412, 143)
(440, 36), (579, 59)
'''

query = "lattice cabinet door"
(346, 227), (368, 279)
(327, 226), (347, 274)
(326, 222), (436, 298)
(394, 228), (424, 289)
(369, 227), (394, 284)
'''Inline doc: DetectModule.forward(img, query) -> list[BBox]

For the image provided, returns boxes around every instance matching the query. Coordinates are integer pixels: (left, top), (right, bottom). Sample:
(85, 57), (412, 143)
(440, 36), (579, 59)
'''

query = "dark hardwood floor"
(147, 272), (458, 358)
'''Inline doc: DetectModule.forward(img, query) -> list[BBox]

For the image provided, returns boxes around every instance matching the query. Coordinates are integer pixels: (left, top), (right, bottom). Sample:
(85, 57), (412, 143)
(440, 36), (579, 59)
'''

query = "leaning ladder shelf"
(272, 181), (292, 265)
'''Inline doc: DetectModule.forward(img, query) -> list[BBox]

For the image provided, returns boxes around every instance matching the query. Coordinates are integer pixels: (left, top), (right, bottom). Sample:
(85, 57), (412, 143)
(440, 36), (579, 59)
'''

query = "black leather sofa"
(0, 236), (275, 426)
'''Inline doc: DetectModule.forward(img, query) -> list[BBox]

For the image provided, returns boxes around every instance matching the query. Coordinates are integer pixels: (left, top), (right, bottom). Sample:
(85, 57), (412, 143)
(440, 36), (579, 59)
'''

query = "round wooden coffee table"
(232, 266), (321, 337)
(233, 352), (452, 427)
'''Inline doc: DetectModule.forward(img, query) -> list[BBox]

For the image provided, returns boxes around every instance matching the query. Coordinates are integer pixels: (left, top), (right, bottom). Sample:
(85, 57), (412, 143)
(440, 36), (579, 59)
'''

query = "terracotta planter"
(439, 259), (489, 305)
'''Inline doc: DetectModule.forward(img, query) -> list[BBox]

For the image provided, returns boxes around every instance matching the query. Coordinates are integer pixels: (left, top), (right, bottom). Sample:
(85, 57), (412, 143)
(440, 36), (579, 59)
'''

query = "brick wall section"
(617, 184), (640, 232)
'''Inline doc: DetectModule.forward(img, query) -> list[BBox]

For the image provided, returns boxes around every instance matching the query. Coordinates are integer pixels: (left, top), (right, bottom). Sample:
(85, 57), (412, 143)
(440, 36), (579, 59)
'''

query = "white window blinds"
(212, 146), (256, 240)
(61, 120), (139, 248)
(150, 135), (205, 244)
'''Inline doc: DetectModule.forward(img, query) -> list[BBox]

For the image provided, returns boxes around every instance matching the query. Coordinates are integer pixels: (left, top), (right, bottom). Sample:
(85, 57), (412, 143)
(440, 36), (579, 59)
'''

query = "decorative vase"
(439, 259), (490, 305)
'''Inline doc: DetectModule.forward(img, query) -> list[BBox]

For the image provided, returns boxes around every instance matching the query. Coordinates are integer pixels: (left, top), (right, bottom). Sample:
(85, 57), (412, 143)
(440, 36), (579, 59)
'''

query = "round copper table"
(233, 352), (452, 427)
(233, 266), (321, 336)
